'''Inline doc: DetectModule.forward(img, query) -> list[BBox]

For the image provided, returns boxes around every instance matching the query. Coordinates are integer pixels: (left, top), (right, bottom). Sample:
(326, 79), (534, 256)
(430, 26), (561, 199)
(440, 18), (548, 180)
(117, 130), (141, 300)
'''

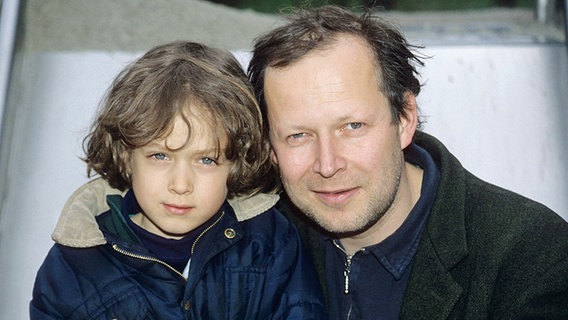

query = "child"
(30, 41), (326, 319)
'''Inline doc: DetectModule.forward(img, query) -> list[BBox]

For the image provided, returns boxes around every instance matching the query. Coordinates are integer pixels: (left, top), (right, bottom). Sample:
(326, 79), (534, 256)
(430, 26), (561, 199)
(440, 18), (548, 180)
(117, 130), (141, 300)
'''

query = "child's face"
(127, 113), (232, 239)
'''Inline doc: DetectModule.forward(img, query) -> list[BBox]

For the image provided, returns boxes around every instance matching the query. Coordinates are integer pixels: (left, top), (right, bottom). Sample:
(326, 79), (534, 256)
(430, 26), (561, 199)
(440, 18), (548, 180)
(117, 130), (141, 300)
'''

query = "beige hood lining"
(52, 178), (279, 248)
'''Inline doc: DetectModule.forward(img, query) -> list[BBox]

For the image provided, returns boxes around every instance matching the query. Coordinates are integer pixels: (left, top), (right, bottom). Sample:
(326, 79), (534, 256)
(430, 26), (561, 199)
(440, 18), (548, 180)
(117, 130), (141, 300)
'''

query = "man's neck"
(339, 162), (423, 255)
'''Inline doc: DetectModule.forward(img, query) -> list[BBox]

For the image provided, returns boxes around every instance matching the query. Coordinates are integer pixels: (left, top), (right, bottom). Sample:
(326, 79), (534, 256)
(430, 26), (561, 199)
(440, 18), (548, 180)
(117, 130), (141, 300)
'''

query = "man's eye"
(346, 122), (363, 130)
(289, 132), (305, 139)
(199, 157), (216, 165)
(151, 153), (167, 160)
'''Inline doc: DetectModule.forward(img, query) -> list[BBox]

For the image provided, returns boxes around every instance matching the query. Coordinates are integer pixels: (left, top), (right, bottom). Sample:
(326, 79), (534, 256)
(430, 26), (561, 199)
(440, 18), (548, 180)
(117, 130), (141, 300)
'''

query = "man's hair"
(84, 41), (277, 197)
(248, 5), (425, 133)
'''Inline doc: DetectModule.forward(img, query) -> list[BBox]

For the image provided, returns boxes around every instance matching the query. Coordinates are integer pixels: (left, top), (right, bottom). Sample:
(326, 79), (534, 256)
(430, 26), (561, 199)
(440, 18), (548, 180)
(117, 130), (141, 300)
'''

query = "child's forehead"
(180, 99), (214, 122)
(157, 112), (226, 149)
(177, 106), (218, 133)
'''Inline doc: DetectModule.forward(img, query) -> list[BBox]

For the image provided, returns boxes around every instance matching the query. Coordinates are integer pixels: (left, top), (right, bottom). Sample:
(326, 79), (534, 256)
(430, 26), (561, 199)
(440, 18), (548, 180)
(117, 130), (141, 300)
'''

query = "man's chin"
(302, 209), (380, 238)
(322, 225), (369, 238)
(305, 214), (364, 237)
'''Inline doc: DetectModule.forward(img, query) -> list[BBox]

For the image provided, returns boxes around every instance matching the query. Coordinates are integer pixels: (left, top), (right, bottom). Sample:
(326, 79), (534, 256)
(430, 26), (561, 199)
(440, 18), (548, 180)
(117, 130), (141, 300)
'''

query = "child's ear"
(398, 92), (418, 149)
(270, 148), (279, 165)
(122, 151), (131, 177)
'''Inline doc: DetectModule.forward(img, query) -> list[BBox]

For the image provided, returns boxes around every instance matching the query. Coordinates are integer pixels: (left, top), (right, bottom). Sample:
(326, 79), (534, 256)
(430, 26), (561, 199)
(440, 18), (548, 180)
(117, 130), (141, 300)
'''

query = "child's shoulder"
(233, 200), (300, 245)
(229, 193), (280, 222)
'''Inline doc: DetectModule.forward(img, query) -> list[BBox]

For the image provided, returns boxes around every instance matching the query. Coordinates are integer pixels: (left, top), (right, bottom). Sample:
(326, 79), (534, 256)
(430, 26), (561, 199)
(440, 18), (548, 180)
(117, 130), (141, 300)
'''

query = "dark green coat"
(280, 131), (568, 319)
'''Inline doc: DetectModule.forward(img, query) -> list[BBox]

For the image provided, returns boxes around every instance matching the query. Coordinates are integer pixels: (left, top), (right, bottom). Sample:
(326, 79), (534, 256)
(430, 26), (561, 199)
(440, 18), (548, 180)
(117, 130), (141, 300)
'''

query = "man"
(248, 5), (568, 320)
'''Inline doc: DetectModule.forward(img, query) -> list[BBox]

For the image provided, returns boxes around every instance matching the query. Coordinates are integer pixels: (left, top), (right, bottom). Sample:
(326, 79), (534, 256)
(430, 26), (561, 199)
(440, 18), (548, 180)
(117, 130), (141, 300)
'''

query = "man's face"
(264, 35), (414, 236)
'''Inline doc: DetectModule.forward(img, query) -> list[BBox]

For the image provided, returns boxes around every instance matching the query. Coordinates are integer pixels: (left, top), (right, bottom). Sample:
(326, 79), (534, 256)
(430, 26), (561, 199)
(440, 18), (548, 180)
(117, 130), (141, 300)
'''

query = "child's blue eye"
(152, 153), (167, 160)
(200, 157), (216, 165)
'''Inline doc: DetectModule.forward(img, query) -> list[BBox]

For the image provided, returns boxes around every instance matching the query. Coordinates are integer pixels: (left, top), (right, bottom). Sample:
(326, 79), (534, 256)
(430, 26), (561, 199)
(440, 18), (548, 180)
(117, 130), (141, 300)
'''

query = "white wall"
(0, 52), (132, 318)
(419, 44), (568, 215)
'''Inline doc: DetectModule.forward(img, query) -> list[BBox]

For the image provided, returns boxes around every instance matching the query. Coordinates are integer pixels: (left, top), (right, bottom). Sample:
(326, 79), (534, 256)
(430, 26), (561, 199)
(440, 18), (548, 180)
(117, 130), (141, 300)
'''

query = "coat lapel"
(399, 132), (470, 319)
(399, 231), (463, 319)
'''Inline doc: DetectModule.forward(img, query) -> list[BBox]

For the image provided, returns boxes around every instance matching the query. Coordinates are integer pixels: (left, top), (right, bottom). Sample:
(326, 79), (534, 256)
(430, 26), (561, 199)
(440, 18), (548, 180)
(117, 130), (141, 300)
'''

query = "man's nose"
(312, 135), (346, 178)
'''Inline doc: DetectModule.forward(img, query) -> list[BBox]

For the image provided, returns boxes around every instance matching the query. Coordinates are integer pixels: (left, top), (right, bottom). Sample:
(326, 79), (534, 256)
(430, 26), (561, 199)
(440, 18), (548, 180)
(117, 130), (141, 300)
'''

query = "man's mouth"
(312, 187), (359, 206)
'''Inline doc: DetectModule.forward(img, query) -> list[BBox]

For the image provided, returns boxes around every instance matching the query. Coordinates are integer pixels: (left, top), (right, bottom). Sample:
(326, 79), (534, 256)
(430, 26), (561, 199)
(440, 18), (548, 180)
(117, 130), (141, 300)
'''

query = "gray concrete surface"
(21, 1), (565, 52)
(22, 0), (282, 52)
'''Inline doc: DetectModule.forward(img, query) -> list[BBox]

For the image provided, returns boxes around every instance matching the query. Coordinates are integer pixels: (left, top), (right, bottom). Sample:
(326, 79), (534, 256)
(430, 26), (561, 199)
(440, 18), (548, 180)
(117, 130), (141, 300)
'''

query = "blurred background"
(0, 0), (566, 318)
(212, 0), (535, 12)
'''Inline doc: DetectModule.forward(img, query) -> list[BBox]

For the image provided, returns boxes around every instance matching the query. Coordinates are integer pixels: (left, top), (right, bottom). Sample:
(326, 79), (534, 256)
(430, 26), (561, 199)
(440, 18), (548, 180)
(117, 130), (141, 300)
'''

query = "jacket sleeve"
(261, 209), (328, 320)
(30, 243), (160, 319)
(465, 184), (568, 319)
(30, 246), (68, 319)
(29, 303), (62, 320)
(493, 209), (568, 319)
(509, 255), (568, 318)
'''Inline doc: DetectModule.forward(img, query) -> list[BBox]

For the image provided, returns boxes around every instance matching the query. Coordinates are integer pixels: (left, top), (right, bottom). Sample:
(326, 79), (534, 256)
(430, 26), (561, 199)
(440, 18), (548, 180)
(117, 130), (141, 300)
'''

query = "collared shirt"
(324, 143), (440, 320)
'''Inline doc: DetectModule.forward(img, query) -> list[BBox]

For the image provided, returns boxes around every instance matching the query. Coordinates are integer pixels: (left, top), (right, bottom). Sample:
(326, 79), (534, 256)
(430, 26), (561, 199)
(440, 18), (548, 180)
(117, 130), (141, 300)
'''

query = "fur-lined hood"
(52, 178), (279, 248)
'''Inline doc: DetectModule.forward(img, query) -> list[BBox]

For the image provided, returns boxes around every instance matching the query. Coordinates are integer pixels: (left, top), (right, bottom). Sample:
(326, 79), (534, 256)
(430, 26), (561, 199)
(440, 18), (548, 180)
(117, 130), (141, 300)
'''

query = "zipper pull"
(344, 255), (353, 294)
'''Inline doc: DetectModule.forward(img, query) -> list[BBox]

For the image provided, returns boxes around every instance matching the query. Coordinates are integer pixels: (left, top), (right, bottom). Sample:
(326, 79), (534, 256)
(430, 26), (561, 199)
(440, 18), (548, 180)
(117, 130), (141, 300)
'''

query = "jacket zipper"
(343, 254), (353, 294)
(111, 210), (226, 280)
(190, 210), (225, 255)
(332, 240), (365, 295)
(112, 244), (186, 279)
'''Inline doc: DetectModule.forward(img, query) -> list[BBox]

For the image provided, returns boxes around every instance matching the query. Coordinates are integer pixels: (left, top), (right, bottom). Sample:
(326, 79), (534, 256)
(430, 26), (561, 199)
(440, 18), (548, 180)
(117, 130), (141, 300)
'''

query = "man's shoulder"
(416, 130), (566, 234)
(463, 172), (565, 230)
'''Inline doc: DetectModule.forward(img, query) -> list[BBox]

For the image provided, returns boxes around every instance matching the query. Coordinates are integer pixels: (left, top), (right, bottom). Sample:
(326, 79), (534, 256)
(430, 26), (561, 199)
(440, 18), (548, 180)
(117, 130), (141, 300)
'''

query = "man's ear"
(399, 92), (418, 149)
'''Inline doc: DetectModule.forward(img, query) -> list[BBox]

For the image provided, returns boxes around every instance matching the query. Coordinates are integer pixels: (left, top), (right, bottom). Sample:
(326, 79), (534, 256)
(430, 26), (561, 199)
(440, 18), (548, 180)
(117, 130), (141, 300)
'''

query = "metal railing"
(0, 0), (21, 239)
(536, 0), (568, 46)
(0, 0), (20, 136)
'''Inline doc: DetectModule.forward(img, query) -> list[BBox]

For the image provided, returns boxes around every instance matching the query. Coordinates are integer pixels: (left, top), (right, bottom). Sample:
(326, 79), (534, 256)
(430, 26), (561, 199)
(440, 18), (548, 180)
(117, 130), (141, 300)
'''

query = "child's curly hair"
(84, 41), (278, 197)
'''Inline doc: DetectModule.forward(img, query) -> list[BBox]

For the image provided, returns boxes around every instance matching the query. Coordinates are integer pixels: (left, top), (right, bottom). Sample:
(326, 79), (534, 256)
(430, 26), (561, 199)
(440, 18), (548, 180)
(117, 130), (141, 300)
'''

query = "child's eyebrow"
(193, 147), (217, 153)
(144, 140), (168, 148)
(144, 141), (223, 154)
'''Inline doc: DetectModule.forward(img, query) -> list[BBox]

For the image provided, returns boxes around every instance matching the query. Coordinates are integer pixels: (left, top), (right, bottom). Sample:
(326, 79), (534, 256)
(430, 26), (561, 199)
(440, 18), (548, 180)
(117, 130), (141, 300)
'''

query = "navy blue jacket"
(31, 188), (326, 319)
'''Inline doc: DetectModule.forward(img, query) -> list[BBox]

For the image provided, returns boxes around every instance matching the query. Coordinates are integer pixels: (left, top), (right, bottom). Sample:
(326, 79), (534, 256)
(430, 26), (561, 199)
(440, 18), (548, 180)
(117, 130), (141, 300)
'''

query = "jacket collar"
(51, 177), (279, 248)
